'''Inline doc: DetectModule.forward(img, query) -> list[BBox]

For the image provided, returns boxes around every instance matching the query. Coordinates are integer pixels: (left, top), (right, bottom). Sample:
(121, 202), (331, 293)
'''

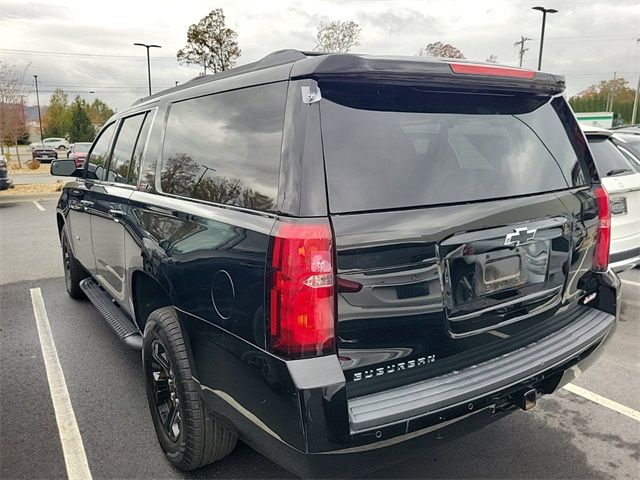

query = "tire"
(61, 229), (87, 299)
(143, 307), (237, 470)
(58, 145), (66, 151)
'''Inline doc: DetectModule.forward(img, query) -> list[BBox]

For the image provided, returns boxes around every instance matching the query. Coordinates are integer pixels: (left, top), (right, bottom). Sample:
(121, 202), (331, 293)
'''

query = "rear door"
(89, 111), (152, 304)
(318, 80), (598, 397)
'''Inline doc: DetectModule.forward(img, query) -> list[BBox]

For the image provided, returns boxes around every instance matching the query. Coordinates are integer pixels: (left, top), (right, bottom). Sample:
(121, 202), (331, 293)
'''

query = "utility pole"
(606, 72), (617, 112)
(514, 36), (532, 68)
(19, 95), (26, 123)
(632, 37), (640, 125)
(33, 75), (44, 144)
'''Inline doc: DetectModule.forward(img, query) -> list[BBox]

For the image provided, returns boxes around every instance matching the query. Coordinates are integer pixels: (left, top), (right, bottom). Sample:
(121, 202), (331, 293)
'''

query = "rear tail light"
(593, 185), (611, 271)
(449, 62), (536, 79)
(268, 221), (335, 359)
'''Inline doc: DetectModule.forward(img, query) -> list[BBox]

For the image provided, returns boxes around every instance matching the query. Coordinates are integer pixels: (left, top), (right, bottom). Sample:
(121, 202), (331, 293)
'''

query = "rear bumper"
(195, 272), (619, 477)
(202, 305), (616, 477)
(0, 177), (12, 190)
(610, 246), (640, 273)
(348, 307), (613, 432)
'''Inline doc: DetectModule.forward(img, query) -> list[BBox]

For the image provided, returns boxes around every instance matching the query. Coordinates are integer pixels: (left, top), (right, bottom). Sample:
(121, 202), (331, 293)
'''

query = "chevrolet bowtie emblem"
(504, 227), (537, 247)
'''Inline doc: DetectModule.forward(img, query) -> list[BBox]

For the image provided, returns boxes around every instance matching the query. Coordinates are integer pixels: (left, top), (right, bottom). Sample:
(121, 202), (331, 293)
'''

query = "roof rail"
(131, 49), (322, 106)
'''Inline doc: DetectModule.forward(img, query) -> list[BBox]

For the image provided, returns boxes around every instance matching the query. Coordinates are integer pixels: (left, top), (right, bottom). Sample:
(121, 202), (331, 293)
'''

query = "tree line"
(569, 78), (637, 125)
(0, 60), (116, 163)
(43, 89), (114, 142)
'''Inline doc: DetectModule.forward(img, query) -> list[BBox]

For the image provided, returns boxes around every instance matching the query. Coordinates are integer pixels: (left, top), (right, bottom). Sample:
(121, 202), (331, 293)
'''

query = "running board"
(79, 278), (143, 350)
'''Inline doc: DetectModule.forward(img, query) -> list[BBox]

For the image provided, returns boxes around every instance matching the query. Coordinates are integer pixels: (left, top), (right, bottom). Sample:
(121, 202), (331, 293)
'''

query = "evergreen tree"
(68, 97), (95, 142)
(43, 89), (70, 138)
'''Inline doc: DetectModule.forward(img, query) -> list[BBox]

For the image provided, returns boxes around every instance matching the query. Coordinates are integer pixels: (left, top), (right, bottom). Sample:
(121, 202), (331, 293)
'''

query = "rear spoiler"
(582, 129), (613, 138)
(291, 55), (565, 95)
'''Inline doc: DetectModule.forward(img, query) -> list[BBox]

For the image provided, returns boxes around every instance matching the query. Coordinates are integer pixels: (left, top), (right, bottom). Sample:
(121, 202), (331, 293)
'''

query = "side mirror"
(51, 159), (80, 177)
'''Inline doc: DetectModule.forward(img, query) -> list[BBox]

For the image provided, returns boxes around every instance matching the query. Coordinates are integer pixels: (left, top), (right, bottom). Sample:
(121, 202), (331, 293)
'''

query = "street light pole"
(33, 75), (44, 143)
(632, 38), (640, 125)
(133, 43), (162, 95)
(532, 6), (558, 70)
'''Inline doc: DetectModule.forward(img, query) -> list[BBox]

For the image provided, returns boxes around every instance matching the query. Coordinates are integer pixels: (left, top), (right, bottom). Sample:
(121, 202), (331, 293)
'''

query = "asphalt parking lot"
(1, 193), (639, 480)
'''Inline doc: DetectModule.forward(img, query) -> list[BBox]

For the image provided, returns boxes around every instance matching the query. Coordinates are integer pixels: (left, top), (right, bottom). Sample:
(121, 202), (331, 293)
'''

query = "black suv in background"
(51, 50), (619, 477)
(0, 155), (13, 190)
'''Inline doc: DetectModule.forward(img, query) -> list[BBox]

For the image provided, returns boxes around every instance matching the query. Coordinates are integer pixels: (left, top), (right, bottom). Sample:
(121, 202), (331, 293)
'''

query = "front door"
(68, 122), (118, 271)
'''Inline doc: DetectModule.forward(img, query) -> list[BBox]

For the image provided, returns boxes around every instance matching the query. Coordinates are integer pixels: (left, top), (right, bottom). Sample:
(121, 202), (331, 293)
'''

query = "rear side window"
(159, 82), (286, 212)
(320, 82), (590, 213)
(107, 113), (147, 184)
(588, 137), (637, 177)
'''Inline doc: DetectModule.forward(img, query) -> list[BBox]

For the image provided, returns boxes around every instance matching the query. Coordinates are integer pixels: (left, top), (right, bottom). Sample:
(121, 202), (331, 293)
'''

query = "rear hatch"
(318, 74), (599, 399)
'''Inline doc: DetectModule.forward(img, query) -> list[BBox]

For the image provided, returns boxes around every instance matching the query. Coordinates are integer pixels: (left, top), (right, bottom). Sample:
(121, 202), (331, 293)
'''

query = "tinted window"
(107, 113), (146, 184)
(160, 82), (286, 211)
(128, 113), (152, 187)
(320, 82), (589, 213)
(587, 137), (637, 177)
(74, 143), (91, 153)
(86, 123), (116, 180)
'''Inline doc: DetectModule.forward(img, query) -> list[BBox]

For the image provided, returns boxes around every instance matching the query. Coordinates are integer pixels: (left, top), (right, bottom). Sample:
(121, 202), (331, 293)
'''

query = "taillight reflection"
(592, 185), (610, 271)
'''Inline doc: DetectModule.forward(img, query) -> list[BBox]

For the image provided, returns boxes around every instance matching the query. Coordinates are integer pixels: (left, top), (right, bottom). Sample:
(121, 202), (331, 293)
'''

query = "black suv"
(51, 50), (619, 477)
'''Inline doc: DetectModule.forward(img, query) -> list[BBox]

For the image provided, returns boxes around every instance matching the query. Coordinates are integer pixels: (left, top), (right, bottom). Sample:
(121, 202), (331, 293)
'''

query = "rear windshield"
(320, 82), (589, 213)
(587, 137), (637, 177)
(74, 143), (91, 152)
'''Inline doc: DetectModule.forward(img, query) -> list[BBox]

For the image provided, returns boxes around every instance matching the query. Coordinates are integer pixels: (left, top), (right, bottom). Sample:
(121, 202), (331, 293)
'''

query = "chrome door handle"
(109, 209), (125, 222)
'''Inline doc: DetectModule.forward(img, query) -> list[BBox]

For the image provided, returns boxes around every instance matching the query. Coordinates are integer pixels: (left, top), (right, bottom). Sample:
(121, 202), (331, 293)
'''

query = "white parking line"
(621, 279), (640, 288)
(563, 383), (640, 422)
(30, 288), (92, 480)
(32, 200), (45, 211)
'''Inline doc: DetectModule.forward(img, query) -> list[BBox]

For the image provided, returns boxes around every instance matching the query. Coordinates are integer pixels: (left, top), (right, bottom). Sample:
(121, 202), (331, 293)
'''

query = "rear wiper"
(606, 168), (632, 176)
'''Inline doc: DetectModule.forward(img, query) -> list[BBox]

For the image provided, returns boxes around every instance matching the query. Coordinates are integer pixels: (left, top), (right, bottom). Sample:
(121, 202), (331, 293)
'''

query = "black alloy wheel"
(148, 339), (182, 441)
(60, 229), (86, 299)
(143, 307), (237, 470)
(62, 238), (72, 291)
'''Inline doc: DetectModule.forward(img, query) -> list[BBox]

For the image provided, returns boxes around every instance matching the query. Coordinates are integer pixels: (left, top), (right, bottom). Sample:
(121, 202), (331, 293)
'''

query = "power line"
(0, 48), (176, 60)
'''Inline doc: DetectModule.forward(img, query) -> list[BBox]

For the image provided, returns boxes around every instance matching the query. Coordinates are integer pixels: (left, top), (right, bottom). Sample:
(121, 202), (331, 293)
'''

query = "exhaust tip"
(522, 388), (538, 411)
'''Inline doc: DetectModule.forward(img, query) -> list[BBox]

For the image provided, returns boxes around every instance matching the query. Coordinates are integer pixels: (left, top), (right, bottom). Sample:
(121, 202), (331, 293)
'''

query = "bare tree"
(417, 42), (465, 59)
(486, 54), (498, 63)
(177, 9), (241, 74)
(0, 103), (27, 166)
(0, 61), (30, 166)
(315, 20), (361, 53)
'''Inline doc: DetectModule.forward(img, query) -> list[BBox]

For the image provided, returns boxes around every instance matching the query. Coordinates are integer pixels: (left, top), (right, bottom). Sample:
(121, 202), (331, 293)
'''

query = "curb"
(0, 192), (61, 203)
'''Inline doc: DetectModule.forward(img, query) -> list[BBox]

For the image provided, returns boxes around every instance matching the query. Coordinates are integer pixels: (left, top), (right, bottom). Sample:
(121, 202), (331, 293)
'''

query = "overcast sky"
(1, 0), (639, 111)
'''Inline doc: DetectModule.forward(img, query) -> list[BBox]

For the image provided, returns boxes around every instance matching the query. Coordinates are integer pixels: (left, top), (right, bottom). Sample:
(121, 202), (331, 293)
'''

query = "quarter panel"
(126, 191), (276, 346)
